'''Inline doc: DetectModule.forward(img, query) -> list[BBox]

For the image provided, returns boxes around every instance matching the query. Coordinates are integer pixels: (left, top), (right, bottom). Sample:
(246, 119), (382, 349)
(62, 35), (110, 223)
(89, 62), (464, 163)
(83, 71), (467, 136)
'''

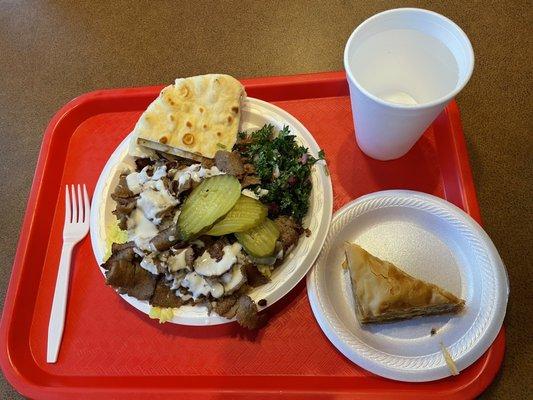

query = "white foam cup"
(344, 8), (474, 160)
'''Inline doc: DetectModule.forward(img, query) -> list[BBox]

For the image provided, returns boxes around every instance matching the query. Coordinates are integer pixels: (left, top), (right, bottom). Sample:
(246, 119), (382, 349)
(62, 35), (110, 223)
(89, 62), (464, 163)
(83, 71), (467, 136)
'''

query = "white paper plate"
(307, 190), (509, 382)
(90, 97), (333, 325)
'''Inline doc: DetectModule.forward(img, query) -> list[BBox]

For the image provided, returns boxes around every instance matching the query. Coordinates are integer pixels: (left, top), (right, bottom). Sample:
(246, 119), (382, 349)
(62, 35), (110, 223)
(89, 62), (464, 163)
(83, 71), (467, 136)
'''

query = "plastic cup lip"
(344, 7), (475, 111)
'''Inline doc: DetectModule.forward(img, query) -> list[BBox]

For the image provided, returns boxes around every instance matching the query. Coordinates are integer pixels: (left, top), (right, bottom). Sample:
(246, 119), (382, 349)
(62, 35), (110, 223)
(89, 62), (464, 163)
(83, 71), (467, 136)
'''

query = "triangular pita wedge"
(130, 74), (246, 159)
(344, 242), (464, 324)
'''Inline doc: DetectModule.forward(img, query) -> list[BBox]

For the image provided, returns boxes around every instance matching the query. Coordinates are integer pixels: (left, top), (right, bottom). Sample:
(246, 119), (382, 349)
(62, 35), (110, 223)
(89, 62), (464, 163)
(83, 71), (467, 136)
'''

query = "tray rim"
(0, 71), (505, 399)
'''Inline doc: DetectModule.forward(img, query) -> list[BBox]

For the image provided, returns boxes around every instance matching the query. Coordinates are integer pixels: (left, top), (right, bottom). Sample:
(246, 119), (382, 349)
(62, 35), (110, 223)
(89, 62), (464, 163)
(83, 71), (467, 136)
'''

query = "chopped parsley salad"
(237, 124), (325, 222)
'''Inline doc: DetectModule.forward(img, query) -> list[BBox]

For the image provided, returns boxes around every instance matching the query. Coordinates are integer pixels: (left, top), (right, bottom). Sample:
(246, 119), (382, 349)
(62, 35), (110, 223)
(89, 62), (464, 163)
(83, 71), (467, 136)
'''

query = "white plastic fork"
(47, 184), (90, 363)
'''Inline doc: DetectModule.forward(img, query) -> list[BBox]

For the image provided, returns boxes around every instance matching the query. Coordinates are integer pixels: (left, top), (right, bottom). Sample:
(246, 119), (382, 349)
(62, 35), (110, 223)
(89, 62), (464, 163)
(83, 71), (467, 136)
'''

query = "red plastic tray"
(0, 71), (504, 399)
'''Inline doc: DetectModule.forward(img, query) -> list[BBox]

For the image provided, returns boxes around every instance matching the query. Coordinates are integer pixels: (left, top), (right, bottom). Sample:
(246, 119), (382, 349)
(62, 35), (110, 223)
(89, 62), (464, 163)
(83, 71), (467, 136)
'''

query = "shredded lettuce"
(149, 307), (175, 323)
(104, 222), (128, 260)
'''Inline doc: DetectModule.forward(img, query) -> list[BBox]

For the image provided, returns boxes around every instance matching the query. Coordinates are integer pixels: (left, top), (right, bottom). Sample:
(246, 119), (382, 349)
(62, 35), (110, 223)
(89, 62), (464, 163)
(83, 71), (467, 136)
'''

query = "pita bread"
(130, 74), (246, 159)
(344, 243), (464, 324)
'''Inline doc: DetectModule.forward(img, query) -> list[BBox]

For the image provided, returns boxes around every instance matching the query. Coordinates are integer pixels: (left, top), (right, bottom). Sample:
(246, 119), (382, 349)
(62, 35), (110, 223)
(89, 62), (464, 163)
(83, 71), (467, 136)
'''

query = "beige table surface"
(0, 1), (531, 399)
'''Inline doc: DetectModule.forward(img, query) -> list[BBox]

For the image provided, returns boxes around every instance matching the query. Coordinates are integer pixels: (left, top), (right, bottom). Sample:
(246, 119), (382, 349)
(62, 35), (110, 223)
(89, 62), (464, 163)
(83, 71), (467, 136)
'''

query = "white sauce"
(176, 291), (192, 301)
(181, 271), (224, 299)
(151, 165), (168, 181)
(130, 165), (167, 183)
(137, 166), (152, 185)
(126, 172), (142, 195)
(209, 281), (224, 299)
(170, 270), (188, 290)
(220, 265), (245, 293)
(137, 179), (178, 224)
(167, 248), (191, 272)
(256, 188), (269, 197)
(140, 254), (159, 275)
(125, 165), (178, 225)
(164, 271), (174, 282)
(194, 243), (242, 276)
(242, 188), (268, 200)
(127, 209), (159, 251)
(241, 189), (259, 200)
(173, 164), (224, 193)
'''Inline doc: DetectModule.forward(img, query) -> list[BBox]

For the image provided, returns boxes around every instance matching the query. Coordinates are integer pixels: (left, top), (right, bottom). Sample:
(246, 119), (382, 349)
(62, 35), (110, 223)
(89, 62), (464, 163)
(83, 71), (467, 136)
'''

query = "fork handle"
(47, 241), (74, 363)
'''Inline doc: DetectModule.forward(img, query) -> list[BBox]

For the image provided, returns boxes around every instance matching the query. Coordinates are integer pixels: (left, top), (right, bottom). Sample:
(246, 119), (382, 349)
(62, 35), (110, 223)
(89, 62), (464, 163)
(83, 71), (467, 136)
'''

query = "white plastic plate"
(307, 190), (509, 382)
(90, 97), (333, 325)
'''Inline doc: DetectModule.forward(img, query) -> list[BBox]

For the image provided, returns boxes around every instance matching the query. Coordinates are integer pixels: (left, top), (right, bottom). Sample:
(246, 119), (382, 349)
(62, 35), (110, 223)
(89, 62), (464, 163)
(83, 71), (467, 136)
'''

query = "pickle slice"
(206, 195), (267, 236)
(178, 175), (241, 240)
(235, 218), (280, 258)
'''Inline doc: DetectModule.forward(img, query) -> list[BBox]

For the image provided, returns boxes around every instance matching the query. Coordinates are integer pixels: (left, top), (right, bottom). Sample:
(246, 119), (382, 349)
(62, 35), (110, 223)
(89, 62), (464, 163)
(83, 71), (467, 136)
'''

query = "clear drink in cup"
(344, 8), (474, 160)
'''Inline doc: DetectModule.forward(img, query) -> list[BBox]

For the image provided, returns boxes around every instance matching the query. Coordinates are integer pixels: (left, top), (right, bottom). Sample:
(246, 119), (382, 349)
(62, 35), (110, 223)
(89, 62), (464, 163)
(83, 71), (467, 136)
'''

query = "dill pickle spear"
(178, 175), (241, 240)
(235, 218), (280, 258)
(206, 195), (268, 236)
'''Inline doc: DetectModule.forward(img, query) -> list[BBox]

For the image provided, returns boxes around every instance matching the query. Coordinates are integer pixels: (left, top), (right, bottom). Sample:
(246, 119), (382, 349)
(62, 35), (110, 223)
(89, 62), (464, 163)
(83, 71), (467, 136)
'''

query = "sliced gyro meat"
(242, 263), (270, 287)
(111, 174), (135, 199)
(241, 175), (261, 188)
(214, 150), (245, 177)
(111, 175), (137, 228)
(235, 295), (260, 329)
(135, 157), (155, 172)
(150, 278), (183, 308)
(205, 238), (229, 261)
(274, 215), (302, 252)
(105, 259), (157, 301)
(150, 225), (182, 252)
(102, 241), (137, 270)
(213, 295), (239, 319)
